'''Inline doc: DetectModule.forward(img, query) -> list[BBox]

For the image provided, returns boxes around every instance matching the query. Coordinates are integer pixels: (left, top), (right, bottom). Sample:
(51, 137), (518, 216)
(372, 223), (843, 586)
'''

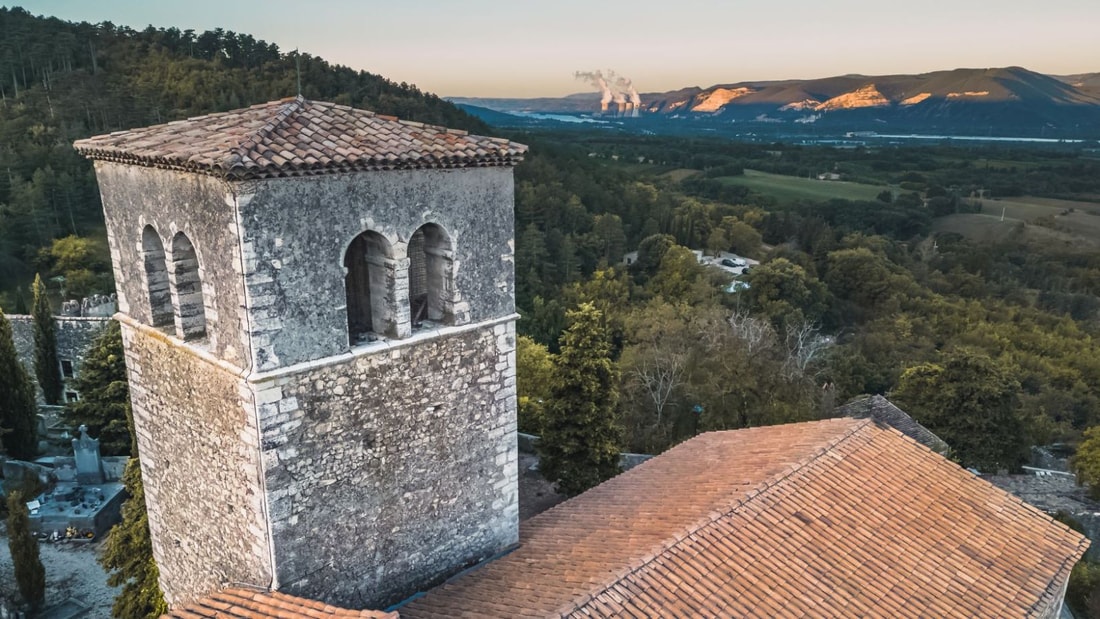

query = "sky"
(12, 0), (1100, 98)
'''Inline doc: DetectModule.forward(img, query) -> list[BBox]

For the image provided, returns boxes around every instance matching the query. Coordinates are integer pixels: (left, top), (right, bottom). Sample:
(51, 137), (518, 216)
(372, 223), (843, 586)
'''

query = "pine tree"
(6, 490), (46, 610)
(100, 458), (167, 619)
(32, 274), (63, 405)
(538, 303), (621, 495)
(64, 321), (131, 455)
(0, 307), (38, 460)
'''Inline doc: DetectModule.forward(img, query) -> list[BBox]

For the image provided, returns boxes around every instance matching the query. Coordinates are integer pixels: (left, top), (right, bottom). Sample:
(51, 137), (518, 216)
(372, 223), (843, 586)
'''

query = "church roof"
(73, 96), (527, 180)
(835, 394), (951, 455)
(162, 586), (396, 619)
(401, 418), (1087, 618)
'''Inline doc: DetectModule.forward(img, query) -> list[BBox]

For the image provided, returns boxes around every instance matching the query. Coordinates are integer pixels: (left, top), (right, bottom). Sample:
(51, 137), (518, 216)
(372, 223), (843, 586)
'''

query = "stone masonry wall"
(120, 322), (272, 606)
(1034, 574), (1071, 619)
(94, 163), (250, 367)
(256, 319), (518, 608)
(236, 167), (516, 370)
(10, 315), (110, 405)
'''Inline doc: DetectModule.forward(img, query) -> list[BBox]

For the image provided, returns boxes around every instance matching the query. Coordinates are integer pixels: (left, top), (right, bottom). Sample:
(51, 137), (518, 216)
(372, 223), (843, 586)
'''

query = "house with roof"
(168, 418), (1087, 618)
(73, 99), (1087, 618)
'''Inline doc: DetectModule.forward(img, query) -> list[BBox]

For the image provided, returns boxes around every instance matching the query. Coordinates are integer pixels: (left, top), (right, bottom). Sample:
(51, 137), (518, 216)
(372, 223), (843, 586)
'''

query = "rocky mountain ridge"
(453, 67), (1100, 137)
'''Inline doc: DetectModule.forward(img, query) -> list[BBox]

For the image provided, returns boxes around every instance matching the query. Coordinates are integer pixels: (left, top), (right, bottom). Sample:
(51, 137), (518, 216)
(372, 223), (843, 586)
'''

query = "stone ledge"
(249, 313), (520, 383)
(118, 311), (520, 386)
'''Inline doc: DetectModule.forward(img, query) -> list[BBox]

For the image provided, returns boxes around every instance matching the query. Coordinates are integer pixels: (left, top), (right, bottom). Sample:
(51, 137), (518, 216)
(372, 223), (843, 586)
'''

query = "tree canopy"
(538, 303), (621, 495)
(0, 308), (38, 460)
(64, 320), (131, 455)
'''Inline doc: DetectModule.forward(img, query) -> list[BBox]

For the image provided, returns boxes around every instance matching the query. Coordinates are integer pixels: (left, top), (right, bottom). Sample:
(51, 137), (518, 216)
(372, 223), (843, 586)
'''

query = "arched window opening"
(169, 233), (207, 341)
(141, 226), (173, 328)
(407, 223), (454, 329)
(345, 230), (396, 343)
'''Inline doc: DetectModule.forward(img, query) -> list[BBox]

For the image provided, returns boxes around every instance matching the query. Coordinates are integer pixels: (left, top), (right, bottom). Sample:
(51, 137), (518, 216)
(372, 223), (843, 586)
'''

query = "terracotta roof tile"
(400, 418), (1087, 618)
(162, 587), (396, 619)
(73, 97), (526, 180)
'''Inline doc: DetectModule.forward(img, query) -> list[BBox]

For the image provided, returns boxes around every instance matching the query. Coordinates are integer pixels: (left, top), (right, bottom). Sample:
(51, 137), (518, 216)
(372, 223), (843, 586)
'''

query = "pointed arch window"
(141, 226), (173, 328)
(345, 230), (397, 343)
(407, 223), (455, 328)
(169, 233), (207, 340)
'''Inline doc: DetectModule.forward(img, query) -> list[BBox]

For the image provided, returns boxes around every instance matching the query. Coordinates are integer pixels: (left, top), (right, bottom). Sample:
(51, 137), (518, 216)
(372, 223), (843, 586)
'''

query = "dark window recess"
(60, 359), (74, 378)
(65, 391), (79, 402)
(344, 230), (395, 343)
(407, 223), (455, 329)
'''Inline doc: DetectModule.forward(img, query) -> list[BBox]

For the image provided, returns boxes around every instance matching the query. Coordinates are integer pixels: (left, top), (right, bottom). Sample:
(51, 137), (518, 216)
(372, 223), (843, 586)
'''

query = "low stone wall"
(516, 432), (653, 472)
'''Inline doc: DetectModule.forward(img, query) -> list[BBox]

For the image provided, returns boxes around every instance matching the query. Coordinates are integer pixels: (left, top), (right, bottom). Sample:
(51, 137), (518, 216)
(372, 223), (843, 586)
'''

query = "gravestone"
(72, 425), (104, 485)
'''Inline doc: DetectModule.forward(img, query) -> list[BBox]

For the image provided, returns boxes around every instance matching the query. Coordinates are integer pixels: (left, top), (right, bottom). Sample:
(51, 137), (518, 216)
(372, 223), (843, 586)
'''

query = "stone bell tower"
(75, 97), (526, 608)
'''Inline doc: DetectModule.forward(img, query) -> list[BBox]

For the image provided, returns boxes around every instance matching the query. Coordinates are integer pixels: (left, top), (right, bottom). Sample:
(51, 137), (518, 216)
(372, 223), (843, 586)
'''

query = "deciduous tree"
(743, 258), (828, 332)
(892, 348), (1027, 472)
(1074, 426), (1100, 500)
(516, 335), (555, 435)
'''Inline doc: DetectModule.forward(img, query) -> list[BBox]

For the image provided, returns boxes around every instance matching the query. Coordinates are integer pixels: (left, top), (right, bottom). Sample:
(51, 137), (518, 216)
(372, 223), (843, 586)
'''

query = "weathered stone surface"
(92, 145), (521, 611)
(121, 323), (272, 607)
(94, 163), (249, 367)
(258, 321), (518, 607)
(237, 167), (516, 370)
(9, 315), (110, 404)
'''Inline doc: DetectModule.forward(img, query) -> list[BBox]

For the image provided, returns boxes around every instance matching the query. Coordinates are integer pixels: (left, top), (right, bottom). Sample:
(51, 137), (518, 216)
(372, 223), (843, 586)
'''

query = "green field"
(715, 170), (886, 204)
(933, 196), (1100, 247)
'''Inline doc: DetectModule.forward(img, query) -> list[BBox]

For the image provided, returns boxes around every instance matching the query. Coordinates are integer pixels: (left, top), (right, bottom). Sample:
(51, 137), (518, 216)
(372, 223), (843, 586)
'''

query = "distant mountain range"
(452, 67), (1100, 138)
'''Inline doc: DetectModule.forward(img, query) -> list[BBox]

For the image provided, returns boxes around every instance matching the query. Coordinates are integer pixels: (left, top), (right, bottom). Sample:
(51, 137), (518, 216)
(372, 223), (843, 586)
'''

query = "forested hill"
(0, 6), (486, 300)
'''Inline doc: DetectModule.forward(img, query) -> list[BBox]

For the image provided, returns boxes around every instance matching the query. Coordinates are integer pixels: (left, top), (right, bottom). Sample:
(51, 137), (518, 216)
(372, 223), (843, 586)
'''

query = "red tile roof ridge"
(162, 584), (398, 618)
(73, 97), (526, 180)
(549, 418), (879, 616)
(1027, 536), (1091, 616)
(222, 96), (304, 174)
(563, 420), (1088, 618)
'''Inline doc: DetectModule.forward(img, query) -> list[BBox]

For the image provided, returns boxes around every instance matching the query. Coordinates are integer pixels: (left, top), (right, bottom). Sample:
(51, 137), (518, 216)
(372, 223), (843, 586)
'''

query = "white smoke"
(616, 76), (642, 106)
(575, 70), (641, 115)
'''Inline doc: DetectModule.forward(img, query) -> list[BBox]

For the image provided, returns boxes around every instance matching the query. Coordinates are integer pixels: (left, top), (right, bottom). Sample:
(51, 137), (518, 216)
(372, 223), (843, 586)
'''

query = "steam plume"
(575, 70), (641, 116)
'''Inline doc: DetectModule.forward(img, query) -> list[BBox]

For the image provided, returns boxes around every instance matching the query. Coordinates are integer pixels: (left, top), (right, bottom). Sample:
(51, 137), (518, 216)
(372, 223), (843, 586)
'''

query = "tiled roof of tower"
(401, 418), (1087, 618)
(835, 394), (951, 455)
(161, 587), (397, 619)
(73, 96), (527, 180)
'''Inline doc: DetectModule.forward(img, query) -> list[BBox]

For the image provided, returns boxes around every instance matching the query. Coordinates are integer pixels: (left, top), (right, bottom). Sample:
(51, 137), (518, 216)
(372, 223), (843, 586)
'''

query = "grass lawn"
(715, 169), (886, 204)
(934, 196), (1100, 247)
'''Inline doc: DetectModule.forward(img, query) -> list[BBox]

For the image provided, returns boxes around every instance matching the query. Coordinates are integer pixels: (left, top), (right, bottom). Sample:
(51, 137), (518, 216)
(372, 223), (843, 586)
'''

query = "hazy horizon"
(11, 0), (1100, 98)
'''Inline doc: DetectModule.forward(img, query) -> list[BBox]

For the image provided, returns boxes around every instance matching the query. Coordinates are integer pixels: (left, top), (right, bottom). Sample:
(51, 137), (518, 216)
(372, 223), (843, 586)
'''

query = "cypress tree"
(64, 321), (131, 455)
(14, 289), (29, 314)
(6, 490), (46, 610)
(0, 307), (38, 460)
(538, 302), (621, 495)
(100, 458), (167, 619)
(32, 274), (63, 405)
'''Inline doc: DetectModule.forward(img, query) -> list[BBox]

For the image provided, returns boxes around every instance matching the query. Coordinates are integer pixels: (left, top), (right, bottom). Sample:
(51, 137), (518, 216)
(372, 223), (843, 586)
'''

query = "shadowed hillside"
(0, 6), (487, 301)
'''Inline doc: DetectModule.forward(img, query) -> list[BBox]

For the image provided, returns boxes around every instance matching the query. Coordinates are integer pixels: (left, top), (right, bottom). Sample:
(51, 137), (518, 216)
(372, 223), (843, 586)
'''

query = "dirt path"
(0, 532), (118, 617)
